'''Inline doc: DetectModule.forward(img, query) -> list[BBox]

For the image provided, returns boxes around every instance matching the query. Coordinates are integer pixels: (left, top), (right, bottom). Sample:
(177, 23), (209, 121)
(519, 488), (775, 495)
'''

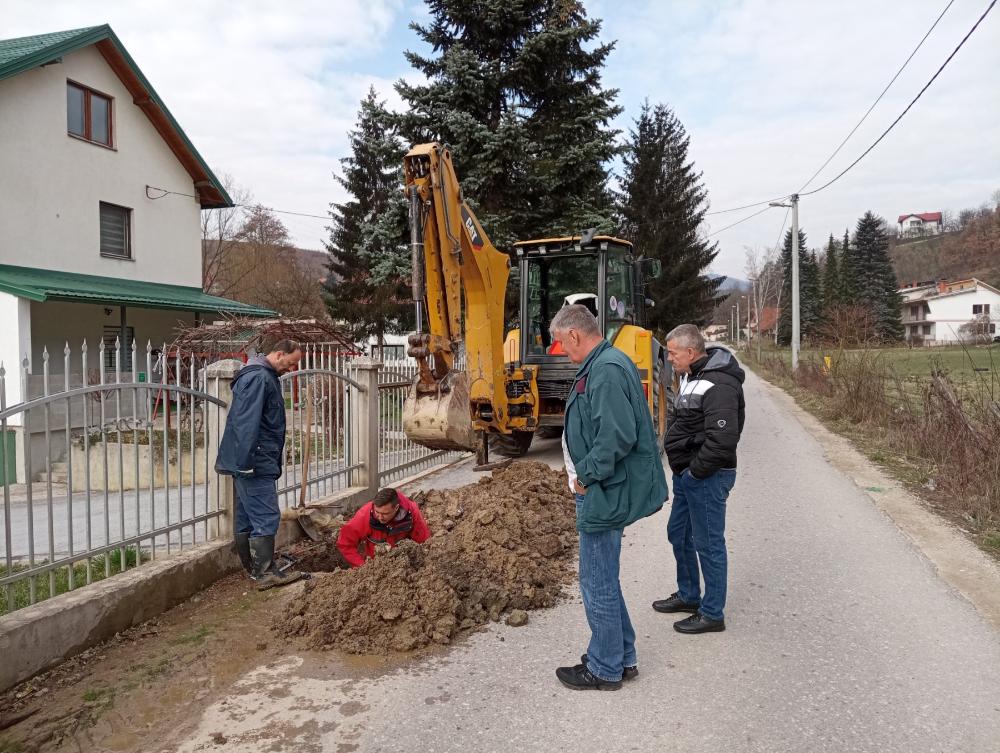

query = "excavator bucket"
(402, 371), (478, 452)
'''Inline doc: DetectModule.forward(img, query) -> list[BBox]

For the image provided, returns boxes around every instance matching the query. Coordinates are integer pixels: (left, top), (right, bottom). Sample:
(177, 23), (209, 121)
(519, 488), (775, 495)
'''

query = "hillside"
(891, 210), (1000, 287)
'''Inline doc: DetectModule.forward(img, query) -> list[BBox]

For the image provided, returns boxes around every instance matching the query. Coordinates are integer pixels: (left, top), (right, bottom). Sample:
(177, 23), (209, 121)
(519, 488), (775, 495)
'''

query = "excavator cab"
(510, 236), (663, 437)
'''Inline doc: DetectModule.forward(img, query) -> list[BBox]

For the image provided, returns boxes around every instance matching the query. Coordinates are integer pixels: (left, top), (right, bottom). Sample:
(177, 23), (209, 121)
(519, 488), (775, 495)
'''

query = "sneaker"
(581, 654), (637, 681)
(555, 664), (622, 691)
(652, 592), (700, 613)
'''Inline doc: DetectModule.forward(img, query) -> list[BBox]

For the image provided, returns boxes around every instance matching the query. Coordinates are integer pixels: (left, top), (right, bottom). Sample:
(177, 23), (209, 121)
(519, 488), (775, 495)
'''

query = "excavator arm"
(403, 143), (519, 452)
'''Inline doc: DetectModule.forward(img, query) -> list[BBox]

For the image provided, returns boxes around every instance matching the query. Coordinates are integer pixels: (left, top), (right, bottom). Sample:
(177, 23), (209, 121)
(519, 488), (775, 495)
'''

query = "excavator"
(402, 142), (671, 466)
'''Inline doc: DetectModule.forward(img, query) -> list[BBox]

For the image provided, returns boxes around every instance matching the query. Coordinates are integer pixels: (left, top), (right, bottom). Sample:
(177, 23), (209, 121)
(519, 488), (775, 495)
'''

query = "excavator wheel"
(535, 426), (563, 440)
(489, 429), (534, 457)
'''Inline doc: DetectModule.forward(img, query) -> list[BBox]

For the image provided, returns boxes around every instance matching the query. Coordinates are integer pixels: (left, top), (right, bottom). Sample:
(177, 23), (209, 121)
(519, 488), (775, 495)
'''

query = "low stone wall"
(69, 440), (207, 492)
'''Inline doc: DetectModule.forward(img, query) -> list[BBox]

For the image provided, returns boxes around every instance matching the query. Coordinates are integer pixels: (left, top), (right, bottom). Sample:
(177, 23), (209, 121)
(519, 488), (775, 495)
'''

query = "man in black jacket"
(655, 324), (745, 634)
(216, 339), (304, 590)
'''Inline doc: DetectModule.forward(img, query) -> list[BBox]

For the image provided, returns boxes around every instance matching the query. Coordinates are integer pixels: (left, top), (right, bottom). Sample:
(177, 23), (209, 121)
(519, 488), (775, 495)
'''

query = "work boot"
(249, 535), (305, 591)
(233, 532), (253, 575)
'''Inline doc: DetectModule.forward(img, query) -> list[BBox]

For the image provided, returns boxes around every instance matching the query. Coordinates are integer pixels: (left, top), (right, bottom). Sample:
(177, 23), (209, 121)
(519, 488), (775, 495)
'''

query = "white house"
(897, 212), (943, 237)
(899, 278), (1000, 345)
(0, 25), (272, 480)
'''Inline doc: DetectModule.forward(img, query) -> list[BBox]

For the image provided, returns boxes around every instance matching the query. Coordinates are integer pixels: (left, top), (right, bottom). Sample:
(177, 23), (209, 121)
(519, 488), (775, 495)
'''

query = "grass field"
(752, 343), (1000, 380)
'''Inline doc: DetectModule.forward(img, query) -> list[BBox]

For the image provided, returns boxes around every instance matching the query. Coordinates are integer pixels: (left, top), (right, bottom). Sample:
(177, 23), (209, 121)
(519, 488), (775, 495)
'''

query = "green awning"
(0, 264), (275, 317)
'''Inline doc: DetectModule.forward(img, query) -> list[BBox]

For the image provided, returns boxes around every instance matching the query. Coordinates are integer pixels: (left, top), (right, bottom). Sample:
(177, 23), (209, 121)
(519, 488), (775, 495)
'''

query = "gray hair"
(664, 323), (706, 353)
(550, 304), (601, 337)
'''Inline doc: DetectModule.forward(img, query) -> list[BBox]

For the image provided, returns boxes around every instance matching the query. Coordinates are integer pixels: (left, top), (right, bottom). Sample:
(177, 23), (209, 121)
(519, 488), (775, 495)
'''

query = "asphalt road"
(173, 368), (1000, 753)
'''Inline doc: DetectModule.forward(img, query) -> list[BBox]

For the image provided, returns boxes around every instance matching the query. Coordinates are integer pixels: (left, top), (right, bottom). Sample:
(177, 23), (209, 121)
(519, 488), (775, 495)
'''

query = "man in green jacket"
(551, 304), (668, 691)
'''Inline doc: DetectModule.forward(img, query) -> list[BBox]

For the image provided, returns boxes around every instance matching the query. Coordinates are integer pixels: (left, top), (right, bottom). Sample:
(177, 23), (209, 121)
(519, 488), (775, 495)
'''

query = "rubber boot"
(249, 535), (304, 591)
(233, 532), (253, 575)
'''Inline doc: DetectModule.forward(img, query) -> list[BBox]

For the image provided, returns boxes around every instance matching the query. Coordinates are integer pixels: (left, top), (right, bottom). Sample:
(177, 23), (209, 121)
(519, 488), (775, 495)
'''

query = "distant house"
(897, 212), (943, 237)
(750, 306), (779, 338)
(898, 278), (1000, 344)
(703, 324), (729, 343)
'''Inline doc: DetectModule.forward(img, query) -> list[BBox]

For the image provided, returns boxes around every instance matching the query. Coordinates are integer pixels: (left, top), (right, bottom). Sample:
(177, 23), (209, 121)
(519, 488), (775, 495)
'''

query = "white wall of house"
(29, 300), (196, 377)
(926, 288), (1000, 343)
(0, 292), (32, 415)
(0, 46), (201, 287)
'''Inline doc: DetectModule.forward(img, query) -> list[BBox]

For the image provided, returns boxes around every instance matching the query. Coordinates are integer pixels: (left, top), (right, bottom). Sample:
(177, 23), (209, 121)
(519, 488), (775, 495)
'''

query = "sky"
(3, 0), (998, 278)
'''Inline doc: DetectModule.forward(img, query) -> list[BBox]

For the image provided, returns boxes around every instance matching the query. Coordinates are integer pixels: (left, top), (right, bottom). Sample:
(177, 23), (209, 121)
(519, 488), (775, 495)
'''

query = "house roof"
(897, 212), (942, 223)
(752, 306), (779, 333)
(0, 264), (274, 316)
(0, 25), (232, 209)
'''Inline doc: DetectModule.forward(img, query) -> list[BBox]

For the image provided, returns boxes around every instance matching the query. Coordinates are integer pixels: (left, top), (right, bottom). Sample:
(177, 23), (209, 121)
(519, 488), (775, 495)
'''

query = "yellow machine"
(403, 142), (671, 465)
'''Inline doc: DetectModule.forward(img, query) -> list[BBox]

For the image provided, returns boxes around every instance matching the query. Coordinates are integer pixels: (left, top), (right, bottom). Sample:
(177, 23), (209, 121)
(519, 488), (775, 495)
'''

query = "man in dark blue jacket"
(657, 324), (745, 634)
(552, 304), (667, 691)
(216, 339), (303, 590)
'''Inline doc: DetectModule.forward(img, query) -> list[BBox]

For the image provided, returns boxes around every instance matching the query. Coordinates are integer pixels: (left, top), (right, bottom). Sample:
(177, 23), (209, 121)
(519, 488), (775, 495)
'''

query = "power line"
(706, 205), (775, 238)
(146, 185), (331, 221)
(801, 0), (996, 197)
(705, 195), (791, 217)
(797, 0), (956, 193)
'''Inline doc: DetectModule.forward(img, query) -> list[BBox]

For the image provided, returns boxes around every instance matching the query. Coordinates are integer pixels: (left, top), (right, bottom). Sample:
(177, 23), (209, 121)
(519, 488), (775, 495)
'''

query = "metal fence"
(0, 339), (226, 615)
(1, 342), (469, 617)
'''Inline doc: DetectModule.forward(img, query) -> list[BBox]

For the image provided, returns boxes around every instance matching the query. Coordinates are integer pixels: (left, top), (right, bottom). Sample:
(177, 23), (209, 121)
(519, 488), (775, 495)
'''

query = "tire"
(535, 426), (563, 439)
(489, 430), (534, 457)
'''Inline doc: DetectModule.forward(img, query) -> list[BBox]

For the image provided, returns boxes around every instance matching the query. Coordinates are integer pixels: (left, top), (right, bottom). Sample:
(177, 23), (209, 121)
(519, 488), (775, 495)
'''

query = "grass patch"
(0, 547), (149, 617)
(170, 624), (213, 646)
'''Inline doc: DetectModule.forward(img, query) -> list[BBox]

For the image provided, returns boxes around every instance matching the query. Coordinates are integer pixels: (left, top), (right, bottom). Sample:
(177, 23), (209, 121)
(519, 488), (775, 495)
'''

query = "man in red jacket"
(337, 487), (431, 567)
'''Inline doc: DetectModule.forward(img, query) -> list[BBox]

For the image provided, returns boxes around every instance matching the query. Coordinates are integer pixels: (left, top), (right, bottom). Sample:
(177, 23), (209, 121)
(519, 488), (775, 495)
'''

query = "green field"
(752, 344), (1000, 380)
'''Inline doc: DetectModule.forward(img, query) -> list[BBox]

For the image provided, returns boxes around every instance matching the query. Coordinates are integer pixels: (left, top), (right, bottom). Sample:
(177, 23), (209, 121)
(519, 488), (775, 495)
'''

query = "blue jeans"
(576, 494), (636, 682)
(667, 469), (736, 621)
(234, 476), (281, 538)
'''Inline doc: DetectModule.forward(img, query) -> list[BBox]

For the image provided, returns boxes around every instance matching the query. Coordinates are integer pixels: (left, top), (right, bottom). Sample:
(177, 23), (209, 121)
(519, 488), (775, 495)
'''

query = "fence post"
(350, 358), (381, 497)
(204, 359), (241, 541)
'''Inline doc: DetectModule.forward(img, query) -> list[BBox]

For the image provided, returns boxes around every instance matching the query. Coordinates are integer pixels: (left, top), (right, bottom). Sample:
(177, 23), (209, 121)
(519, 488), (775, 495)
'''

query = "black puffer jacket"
(663, 346), (745, 479)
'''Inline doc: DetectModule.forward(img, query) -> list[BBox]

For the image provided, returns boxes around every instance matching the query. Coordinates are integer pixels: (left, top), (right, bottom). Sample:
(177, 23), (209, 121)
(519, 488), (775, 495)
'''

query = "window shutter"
(100, 202), (130, 258)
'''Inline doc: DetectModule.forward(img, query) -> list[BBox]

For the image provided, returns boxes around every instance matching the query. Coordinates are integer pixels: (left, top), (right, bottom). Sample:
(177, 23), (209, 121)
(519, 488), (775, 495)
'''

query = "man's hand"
(573, 479), (586, 495)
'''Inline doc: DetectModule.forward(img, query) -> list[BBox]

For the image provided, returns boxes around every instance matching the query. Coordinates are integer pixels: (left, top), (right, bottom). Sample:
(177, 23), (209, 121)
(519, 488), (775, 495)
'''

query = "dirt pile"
(280, 461), (577, 654)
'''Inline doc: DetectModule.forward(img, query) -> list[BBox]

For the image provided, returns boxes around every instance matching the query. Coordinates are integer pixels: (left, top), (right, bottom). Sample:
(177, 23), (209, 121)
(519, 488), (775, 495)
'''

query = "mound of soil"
(280, 461), (576, 654)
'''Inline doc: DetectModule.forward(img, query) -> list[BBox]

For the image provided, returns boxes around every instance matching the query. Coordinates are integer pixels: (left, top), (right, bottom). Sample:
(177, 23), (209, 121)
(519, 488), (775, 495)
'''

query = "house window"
(102, 326), (134, 370)
(922, 324), (931, 336)
(99, 202), (131, 259)
(991, 324), (997, 334)
(67, 82), (112, 146)
(972, 303), (991, 315)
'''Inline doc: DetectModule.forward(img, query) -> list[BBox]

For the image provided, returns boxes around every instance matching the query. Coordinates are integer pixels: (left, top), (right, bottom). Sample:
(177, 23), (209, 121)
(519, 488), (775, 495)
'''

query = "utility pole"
(736, 297), (741, 347)
(770, 193), (800, 369)
(731, 305), (736, 344)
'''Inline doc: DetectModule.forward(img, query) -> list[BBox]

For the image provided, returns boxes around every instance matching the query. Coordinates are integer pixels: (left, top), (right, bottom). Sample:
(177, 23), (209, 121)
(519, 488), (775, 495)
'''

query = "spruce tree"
(777, 228), (822, 344)
(325, 88), (413, 347)
(617, 101), (720, 330)
(853, 211), (904, 341)
(396, 0), (620, 250)
(821, 233), (841, 315)
(840, 227), (859, 304)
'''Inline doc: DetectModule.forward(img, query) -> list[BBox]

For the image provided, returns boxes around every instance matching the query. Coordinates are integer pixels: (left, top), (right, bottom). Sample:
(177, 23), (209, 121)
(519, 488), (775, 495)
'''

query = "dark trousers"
(234, 476), (281, 538)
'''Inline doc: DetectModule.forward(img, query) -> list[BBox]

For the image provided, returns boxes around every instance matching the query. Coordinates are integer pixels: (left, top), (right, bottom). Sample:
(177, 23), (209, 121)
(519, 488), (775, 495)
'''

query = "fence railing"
(1, 339), (227, 616)
(1, 343), (468, 617)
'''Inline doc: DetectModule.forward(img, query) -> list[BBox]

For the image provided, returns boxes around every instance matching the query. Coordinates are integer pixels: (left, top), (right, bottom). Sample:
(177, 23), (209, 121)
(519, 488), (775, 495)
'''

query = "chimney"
(937, 279), (949, 294)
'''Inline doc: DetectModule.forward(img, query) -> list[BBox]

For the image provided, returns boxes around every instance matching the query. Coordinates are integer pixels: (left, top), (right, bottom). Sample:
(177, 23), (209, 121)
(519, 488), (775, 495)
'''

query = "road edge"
(752, 371), (1000, 632)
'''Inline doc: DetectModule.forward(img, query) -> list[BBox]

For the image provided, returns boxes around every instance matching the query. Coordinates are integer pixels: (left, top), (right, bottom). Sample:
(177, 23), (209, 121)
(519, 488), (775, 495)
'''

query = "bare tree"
(201, 173), (252, 296)
(745, 245), (781, 359)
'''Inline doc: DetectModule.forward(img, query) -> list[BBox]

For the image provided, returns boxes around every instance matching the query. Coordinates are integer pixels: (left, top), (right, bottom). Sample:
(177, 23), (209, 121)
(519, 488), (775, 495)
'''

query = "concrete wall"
(0, 46), (202, 287)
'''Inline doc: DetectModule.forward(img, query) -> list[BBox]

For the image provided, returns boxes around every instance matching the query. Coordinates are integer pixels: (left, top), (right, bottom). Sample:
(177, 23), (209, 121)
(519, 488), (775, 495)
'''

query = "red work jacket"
(336, 493), (430, 567)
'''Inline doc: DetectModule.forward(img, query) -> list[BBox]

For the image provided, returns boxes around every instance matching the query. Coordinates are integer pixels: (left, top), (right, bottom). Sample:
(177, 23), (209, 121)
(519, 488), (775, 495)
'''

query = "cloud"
(596, 0), (1000, 276)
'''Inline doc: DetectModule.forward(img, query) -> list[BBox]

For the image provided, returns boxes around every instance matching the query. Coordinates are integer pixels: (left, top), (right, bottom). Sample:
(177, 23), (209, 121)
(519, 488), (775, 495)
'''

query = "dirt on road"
(0, 461), (577, 752)
(283, 461), (577, 653)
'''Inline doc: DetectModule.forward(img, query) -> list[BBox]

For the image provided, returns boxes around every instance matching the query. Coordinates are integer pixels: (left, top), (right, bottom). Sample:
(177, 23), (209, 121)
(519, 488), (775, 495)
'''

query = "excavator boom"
(403, 143), (513, 452)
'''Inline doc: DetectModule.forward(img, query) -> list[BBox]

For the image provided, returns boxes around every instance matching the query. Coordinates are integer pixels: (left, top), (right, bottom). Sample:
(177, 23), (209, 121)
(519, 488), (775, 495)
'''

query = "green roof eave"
(0, 264), (275, 317)
(0, 25), (233, 209)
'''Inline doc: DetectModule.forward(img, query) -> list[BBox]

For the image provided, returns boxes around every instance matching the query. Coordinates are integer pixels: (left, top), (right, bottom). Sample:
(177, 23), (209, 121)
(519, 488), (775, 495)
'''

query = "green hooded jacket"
(564, 340), (668, 533)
